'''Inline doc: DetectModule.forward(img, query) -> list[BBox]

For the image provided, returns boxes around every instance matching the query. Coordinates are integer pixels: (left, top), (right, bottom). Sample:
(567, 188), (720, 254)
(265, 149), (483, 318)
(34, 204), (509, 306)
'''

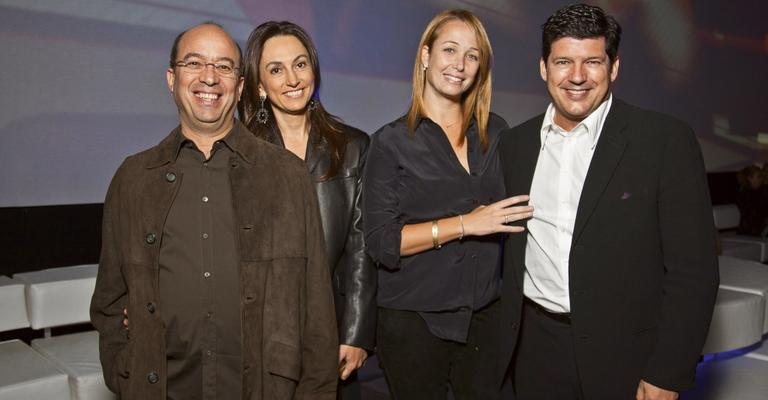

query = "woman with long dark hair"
(238, 21), (375, 399)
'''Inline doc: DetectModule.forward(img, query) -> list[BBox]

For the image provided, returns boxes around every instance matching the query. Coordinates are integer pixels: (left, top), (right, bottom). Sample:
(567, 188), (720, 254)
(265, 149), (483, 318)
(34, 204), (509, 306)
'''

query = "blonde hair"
(406, 9), (494, 151)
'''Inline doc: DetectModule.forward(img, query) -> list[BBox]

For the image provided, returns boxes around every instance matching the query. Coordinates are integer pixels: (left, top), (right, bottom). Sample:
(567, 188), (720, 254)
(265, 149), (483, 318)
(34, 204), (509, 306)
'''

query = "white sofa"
(713, 204), (768, 262)
(0, 275), (69, 400)
(6, 265), (114, 400)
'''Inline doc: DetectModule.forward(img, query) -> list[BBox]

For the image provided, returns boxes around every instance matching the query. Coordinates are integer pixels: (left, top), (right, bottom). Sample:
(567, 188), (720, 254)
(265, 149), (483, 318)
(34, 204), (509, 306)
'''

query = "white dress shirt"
(523, 95), (613, 313)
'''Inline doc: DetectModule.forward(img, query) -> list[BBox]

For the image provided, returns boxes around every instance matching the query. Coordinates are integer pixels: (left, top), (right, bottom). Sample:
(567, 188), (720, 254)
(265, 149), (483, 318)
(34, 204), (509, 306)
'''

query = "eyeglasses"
(173, 59), (240, 76)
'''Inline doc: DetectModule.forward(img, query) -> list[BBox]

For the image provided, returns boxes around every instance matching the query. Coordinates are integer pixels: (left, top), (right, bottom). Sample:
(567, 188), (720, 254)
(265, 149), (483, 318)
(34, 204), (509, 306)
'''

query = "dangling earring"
(422, 64), (427, 72)
(307, 98), (317, 112)
(256, 94), (269, 124)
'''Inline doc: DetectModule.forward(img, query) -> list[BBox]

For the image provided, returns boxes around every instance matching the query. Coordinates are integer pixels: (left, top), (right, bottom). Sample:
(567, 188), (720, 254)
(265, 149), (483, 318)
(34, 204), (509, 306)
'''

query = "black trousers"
(377, 300), (501, 400)
(512, 299), (583, 400)
(338, 371), (361, 400)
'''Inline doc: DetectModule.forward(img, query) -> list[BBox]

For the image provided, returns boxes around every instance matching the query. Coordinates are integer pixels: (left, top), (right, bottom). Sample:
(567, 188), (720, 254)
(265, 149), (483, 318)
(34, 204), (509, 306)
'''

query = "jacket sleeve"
(296, 169), (339, 400)
(361, 130), (404, 269)
(338, 135), (377, 350)
(89, 162), (129, 394)
(642, 122), (720, 391)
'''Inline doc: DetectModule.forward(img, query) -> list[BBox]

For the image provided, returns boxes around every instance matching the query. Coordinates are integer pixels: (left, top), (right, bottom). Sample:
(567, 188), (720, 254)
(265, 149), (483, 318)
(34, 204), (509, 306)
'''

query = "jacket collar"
(269, 123), (324, 174)
(571, 97), (631, 242)
(145, 120), (257, 169)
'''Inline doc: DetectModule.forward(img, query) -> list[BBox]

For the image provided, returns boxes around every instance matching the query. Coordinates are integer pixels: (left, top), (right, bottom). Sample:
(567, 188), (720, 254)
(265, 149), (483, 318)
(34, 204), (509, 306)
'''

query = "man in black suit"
(498, 4), (719, 400)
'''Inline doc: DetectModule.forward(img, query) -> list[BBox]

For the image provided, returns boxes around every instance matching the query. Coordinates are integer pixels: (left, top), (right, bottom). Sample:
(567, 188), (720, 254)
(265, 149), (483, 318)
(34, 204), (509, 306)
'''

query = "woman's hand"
(400, 195), (532, 256)
(463, 195), (532, 237)
(339, 344), (368, 380)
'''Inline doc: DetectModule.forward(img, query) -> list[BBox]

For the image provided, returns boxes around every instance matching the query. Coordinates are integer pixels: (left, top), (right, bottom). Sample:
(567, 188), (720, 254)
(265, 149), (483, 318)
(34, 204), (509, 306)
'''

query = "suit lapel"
(502, 116), (544, 287)
(506, 118), (543, 195)
(516, 130), (541, 194)
(572, 99), (630, 242)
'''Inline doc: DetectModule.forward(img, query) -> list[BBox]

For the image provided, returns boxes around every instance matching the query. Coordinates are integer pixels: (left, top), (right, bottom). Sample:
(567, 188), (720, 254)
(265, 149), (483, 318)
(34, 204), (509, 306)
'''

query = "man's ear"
(539, 58), (547, 82)
(609, 55), (620, 82)
(166, 68), (175, 93)
(237, 76), (244, 101)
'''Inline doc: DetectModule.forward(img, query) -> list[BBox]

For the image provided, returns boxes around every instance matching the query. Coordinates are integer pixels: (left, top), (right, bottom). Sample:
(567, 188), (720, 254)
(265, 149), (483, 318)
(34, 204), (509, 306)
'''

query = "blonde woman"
(363, 9), (531, 399)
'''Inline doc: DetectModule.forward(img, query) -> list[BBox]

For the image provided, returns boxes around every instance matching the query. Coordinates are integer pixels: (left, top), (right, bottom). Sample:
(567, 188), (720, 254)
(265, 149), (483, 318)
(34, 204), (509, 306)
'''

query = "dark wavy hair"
(541, 3), (622, 65)
(238, 21), (347, 180)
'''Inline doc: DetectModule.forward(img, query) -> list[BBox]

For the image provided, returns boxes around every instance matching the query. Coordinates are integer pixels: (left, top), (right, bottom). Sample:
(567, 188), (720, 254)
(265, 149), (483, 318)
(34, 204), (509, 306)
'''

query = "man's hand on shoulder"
(636, 380), (678, 400)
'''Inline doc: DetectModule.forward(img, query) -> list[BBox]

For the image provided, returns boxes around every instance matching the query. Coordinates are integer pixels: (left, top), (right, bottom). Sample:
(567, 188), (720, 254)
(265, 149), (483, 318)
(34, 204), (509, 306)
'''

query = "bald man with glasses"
(91, 22), (338, 400)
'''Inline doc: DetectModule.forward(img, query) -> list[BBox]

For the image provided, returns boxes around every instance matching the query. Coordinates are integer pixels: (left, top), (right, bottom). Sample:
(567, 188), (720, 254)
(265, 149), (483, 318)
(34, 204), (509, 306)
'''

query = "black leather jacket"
(268, 124), (376, 350)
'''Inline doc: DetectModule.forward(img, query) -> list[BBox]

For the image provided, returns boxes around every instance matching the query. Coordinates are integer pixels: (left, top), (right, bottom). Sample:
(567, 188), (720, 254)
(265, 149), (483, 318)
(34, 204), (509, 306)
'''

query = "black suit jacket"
(498, 99), (719, 398)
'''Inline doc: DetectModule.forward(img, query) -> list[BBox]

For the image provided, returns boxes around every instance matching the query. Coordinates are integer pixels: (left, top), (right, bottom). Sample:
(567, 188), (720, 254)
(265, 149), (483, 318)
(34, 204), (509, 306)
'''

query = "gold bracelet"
(458, 214), (465, 241)
(431, 220), (441, 249)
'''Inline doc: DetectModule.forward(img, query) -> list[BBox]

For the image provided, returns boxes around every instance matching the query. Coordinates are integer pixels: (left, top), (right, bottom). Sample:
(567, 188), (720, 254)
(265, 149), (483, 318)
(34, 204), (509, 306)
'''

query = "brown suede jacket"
(90, 121), (338, 400)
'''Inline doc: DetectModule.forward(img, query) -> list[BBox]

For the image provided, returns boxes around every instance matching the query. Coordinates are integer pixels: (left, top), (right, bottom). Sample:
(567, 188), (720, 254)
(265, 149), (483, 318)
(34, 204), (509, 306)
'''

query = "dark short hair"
(541, 3), (622, 64)
(169, 21), (242, 70)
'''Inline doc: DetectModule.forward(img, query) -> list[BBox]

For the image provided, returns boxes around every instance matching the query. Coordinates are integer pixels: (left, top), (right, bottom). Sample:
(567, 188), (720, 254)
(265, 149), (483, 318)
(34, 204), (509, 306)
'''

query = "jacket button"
(511, 322), (519, 329)
(145, 233), (157, 244)
(165, 172), (176, 182)
(147, 371), (159, 384)
(146, 302), (156, 313)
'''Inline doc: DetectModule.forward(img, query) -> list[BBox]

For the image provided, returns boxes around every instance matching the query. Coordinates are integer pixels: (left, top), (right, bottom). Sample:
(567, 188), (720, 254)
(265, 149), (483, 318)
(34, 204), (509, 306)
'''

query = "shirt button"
(145, 233), (157, 244)
(165, 172), (176, 182)
(202, 196), (209, 203)
(206, 311), (213, 319)
(203, 271), (211, 278)
(206, 350), (213, 357)
(147, 371), (159, 384)
(202, 233), (209, 239)
(146, 302), (156, 313)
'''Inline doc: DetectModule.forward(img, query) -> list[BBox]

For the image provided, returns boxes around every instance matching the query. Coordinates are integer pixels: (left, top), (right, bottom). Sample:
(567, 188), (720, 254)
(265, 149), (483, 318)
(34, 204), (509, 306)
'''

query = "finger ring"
(504, 214), (510, 224)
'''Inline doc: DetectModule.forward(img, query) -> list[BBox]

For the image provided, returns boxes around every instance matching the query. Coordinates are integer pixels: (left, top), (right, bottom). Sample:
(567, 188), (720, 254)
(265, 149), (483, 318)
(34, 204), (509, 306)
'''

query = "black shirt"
(362, 114), (508, 342)
(158, 129), (242, 400)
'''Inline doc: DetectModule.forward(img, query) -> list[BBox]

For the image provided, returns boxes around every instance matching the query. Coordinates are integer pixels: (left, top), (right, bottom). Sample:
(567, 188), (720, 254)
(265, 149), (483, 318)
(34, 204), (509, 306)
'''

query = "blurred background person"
(736, 164), (768, 236)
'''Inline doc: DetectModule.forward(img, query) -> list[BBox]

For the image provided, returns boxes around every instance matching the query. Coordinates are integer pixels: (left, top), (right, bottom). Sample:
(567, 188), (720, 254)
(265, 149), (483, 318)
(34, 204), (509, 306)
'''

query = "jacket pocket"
(266, 340), (301, 381)
(115, 345), (132, 398)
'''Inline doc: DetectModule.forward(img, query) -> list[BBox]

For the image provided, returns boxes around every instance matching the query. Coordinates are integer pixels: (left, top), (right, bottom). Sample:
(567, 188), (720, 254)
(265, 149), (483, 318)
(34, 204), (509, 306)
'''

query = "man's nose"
(199, 65), (219, 85)
(569, 64), (586, 84)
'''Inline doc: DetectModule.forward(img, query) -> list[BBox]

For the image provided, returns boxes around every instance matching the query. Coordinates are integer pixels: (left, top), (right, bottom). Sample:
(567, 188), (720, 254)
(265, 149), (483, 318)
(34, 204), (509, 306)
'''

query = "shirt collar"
(175, 121), (249, 159)
(415, 114), (479, 135)
(540, 94), (613, 150)
(148, 120), (252, 168)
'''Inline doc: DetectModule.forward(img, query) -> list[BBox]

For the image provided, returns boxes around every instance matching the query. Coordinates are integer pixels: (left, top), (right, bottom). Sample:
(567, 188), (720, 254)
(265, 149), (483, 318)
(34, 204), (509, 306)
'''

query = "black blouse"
(362, 113), (508, 342)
